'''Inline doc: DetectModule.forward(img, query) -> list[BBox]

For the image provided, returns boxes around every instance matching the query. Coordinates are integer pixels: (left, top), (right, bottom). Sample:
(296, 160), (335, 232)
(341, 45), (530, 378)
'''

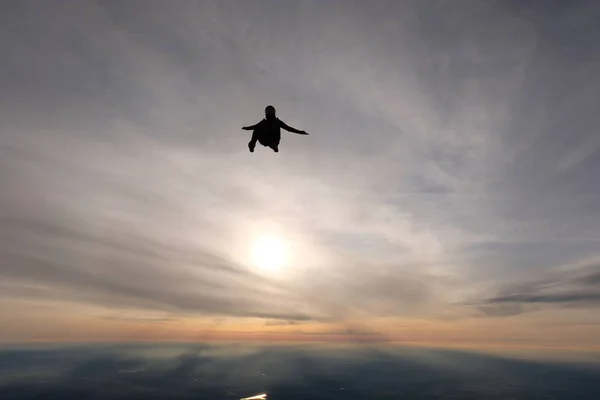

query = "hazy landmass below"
(1, 343), (599, 399)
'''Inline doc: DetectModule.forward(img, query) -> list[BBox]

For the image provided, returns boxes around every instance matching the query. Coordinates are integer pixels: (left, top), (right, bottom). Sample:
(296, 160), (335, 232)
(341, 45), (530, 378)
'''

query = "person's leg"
(269, 139), (280, 153)
(248, 129), (259, 152)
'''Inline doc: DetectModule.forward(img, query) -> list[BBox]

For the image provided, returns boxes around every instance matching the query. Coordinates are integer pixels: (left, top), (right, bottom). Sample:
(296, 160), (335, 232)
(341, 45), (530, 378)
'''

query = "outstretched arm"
(279, 120), (308, 135)
(242, 121), (262, 130)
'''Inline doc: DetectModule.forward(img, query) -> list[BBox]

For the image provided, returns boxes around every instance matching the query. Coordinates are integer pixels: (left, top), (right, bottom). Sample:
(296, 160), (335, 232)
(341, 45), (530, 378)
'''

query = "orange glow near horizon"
(2, 300), (600, 359)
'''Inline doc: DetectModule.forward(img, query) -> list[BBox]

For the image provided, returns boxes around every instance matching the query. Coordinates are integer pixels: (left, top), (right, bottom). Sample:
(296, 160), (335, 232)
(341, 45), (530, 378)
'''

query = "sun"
(251, 233), (288, 272)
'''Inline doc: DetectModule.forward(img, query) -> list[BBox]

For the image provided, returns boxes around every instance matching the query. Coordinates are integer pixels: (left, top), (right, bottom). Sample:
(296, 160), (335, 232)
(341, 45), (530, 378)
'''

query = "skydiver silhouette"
(242, 105), (308, 153)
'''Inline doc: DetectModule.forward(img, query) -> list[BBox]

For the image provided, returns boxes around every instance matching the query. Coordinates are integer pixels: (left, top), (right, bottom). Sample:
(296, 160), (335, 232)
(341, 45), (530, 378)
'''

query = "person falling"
(242, 105), (309, 153)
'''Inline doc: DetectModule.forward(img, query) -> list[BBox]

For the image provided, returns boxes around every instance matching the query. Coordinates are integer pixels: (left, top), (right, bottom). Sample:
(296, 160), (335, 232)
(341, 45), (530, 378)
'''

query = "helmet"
(265, 105), (276, 115)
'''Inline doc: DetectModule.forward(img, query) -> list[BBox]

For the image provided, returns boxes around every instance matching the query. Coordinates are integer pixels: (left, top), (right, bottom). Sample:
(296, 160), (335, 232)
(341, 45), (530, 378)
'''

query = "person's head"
(265, 105), (276, 119)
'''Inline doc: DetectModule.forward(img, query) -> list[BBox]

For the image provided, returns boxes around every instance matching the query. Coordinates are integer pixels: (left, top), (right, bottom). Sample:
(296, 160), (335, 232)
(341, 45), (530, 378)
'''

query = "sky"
(1, 0), (599, 351)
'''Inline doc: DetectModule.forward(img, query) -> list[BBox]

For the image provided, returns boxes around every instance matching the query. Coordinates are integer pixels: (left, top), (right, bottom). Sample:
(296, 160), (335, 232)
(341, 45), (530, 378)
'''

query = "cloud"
(294, 260), (459, 320)
(476, 257), (600, 316)
(0, 211), (450, 322)
(0, 210), (312, 321)
(300, 325), (391, 343)
(263, 320), (300, 327)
